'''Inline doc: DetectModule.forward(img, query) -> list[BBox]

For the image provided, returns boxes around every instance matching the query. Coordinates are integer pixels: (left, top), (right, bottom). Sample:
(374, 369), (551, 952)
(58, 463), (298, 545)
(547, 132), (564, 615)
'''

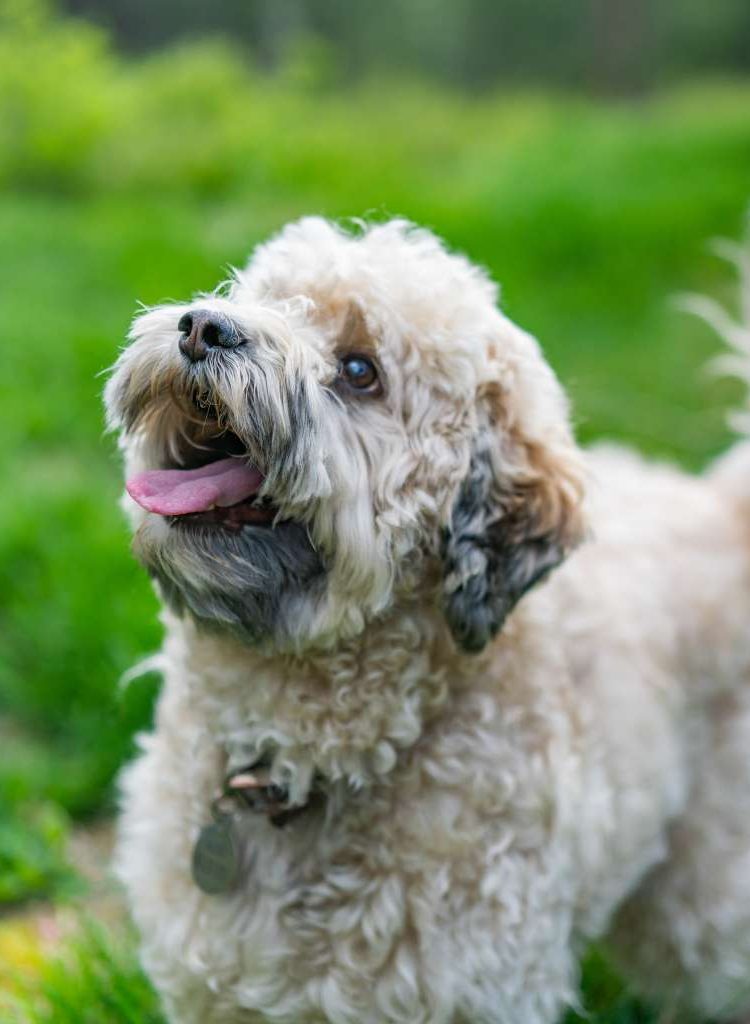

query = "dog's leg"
(605, 685), (750, 1021)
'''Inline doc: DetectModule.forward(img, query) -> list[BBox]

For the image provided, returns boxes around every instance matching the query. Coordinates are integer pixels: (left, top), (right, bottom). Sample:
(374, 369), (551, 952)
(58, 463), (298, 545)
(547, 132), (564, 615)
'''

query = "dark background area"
(63, 0), (750, 93)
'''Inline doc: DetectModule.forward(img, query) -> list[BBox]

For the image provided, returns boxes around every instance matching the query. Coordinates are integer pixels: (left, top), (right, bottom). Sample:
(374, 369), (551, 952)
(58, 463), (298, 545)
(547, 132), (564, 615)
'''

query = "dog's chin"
(134, 514), (325, 644)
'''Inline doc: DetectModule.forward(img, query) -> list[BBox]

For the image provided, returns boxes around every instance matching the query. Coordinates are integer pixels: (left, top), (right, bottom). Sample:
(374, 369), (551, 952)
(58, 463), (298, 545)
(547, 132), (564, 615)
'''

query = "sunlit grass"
(2, 923), (163, 1024)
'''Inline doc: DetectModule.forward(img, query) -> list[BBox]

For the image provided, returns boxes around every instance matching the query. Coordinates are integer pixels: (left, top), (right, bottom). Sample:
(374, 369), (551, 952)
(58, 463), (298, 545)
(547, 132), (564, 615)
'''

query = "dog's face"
(105, 218), (584, 651)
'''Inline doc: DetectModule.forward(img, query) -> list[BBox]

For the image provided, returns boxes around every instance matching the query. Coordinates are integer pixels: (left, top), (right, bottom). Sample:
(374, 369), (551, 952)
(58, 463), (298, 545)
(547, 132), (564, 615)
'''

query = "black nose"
(177, 310), (244, 362)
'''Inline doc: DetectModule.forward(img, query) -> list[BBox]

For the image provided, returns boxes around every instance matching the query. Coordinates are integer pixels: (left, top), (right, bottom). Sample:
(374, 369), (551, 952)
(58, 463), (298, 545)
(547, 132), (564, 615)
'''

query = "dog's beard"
(108, 337), (329, 645)
(134, 512), (324, 644)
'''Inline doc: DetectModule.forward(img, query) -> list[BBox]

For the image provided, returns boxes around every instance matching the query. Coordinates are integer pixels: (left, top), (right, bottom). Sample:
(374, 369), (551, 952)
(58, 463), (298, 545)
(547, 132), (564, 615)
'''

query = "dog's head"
(105, 218), (584, 652)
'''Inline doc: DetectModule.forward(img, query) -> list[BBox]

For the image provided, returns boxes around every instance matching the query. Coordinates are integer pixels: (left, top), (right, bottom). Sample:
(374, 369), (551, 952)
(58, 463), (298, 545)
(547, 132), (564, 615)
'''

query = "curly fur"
(106, 217), (750, 1023)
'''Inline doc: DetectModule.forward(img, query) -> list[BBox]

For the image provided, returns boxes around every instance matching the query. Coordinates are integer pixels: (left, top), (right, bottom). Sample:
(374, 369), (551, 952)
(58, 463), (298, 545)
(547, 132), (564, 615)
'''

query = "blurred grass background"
(0, 0), (749, 1019)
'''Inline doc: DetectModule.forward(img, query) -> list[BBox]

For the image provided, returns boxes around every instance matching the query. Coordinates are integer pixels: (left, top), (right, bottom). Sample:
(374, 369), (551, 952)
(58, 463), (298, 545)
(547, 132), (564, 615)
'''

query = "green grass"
(3, 924), (164, 1024)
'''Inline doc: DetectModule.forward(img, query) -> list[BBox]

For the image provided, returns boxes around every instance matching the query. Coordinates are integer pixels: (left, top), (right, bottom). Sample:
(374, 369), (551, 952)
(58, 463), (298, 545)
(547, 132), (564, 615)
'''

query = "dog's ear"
(441, 325), (585, 654)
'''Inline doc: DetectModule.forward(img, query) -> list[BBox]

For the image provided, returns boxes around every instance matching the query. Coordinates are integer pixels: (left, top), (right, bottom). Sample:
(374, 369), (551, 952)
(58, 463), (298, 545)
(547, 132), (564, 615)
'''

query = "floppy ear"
(441, 326), (585, 654)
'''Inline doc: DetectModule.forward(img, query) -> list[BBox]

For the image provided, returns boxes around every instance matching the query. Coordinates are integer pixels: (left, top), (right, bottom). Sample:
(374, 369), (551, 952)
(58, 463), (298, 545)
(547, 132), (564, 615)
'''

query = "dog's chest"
(174, 626), (453, 809)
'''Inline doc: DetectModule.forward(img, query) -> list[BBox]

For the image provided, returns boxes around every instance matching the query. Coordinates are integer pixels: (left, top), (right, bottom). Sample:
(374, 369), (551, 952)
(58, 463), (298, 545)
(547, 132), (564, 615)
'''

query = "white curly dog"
(106, 217), (750, 1024)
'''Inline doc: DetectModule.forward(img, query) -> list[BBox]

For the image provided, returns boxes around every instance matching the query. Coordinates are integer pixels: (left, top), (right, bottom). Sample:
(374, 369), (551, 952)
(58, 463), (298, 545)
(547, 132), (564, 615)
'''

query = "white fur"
(108, 218), (750, 1023)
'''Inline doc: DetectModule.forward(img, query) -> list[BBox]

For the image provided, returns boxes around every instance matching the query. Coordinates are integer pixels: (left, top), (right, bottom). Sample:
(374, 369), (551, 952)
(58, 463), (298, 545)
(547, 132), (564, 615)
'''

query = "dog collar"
(191, 762), (321, 895)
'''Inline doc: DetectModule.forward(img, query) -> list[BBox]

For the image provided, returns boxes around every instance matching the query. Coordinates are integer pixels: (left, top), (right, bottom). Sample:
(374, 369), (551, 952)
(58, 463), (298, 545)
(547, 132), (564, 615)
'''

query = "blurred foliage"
(565, 949), (664, 1024)
(60, 0), (750, 94)
(2, 921), (164, 1023)
(0, 798), (75, 905)
(1, 0), (750, 198)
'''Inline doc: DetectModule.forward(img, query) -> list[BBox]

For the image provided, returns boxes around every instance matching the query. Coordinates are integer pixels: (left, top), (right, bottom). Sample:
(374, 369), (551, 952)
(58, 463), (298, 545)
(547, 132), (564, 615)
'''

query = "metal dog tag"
(192, 812), (240, 895)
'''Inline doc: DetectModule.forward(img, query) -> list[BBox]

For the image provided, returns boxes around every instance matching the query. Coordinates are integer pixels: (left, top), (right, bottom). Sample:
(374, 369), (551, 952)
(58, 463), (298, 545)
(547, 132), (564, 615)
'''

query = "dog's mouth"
(126, 395), (278, 531)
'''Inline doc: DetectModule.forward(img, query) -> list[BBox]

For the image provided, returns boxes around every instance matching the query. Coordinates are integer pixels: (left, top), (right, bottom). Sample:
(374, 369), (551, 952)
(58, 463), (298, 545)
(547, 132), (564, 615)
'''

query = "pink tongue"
(126, 458), (264, 516)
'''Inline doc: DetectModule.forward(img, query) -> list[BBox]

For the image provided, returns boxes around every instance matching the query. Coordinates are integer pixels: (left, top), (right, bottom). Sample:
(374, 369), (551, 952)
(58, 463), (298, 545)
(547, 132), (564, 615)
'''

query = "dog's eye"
(338, 355), (380, 394)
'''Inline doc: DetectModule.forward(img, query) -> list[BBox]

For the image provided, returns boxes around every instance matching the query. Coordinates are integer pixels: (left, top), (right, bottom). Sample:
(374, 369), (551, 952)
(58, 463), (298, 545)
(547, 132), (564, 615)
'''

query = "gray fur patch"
(137, 520), (325, 644)
(441, 440), (565, 654)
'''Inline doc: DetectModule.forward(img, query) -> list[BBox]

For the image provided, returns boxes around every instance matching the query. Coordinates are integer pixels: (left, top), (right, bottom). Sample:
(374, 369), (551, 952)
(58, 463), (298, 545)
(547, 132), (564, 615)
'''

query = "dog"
(106, 217), (750, 1024)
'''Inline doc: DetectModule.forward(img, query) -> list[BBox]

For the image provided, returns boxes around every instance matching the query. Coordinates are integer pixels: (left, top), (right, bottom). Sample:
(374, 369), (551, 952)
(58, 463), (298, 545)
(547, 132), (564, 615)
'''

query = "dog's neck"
(159, 603), (476, 807)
